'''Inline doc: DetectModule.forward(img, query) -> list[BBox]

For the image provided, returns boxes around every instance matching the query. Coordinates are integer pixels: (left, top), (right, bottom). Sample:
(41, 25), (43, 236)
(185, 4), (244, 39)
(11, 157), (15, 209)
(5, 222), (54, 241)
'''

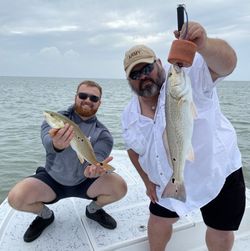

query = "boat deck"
(0, 150), (250, 251)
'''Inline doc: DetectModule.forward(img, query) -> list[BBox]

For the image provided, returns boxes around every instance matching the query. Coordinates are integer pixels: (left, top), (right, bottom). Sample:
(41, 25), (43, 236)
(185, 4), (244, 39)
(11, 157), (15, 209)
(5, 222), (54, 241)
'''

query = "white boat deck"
(0, 150), (250, 251)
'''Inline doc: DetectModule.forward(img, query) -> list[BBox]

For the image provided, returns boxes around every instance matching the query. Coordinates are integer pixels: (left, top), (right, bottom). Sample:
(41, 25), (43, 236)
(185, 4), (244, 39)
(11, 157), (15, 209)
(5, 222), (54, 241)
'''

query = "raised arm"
(179, 22), (237, 81)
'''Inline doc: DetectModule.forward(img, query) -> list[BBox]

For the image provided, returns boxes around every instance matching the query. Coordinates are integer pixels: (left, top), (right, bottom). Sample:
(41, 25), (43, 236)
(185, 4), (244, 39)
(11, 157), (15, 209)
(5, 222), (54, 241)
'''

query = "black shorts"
(149, 168), (246, 231)
(30, 167), (98, 204)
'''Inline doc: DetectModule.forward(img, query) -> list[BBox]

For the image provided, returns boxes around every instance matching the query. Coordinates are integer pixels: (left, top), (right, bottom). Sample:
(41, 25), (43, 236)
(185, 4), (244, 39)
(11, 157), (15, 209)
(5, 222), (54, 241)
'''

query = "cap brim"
(126, 57), (155, 78)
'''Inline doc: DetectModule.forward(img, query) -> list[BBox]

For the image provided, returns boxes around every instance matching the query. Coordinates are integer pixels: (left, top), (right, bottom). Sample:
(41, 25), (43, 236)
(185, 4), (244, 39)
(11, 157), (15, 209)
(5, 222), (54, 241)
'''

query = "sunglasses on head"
(129, 61), (156, 80)
(78, 92), (100, 103)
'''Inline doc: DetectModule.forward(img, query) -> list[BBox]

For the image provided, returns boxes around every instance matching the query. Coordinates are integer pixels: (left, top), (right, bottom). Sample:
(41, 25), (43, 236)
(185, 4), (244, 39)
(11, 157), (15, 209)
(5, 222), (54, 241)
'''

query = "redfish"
(162, 65), (196, 202)
(43, 111), (115, 172)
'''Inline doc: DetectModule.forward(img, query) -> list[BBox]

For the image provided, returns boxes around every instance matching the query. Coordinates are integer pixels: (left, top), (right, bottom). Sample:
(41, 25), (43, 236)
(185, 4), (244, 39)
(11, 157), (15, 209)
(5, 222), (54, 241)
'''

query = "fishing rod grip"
(168, 4), (197, 67)
(177, 4), (185, 31)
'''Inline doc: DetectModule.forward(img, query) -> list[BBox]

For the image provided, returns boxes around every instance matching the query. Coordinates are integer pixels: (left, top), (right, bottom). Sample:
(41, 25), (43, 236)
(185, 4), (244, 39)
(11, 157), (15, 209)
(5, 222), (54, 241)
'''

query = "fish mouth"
(173, 64), (182, 73)
(43, 111), (52, 119)
(167, 64), (184, 83)
(168, 64), (181, 77)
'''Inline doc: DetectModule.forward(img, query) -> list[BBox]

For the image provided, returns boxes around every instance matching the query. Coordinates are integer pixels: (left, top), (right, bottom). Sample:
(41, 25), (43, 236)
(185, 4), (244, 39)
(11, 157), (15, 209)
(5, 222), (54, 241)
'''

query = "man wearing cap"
(121, 22), (245, 251)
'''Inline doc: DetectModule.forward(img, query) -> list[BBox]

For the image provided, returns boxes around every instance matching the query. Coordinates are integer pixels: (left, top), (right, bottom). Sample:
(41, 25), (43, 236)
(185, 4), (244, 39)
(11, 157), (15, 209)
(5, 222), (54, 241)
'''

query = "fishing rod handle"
(177, 4), (185, 31)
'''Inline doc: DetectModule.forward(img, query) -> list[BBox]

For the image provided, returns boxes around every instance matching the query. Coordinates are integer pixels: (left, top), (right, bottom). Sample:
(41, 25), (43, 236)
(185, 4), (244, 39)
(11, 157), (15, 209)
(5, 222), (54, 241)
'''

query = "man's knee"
(113, 175), (127, 199)
(149, 213), (178, 226)
(206, 227), (234, 251)
(7, 179), (36, 210)
(8, 186), (25, 209)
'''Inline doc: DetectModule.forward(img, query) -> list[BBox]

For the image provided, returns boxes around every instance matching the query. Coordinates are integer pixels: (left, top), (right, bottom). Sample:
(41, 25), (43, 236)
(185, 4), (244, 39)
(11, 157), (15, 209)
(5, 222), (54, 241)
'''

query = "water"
(0, 77), (249, 203)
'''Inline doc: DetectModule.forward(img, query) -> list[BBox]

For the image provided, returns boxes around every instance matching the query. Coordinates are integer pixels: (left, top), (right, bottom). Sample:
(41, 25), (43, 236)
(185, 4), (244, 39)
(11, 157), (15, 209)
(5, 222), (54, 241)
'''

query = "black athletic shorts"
(30, 166), (98, 204)
(149, 168), (246, 231)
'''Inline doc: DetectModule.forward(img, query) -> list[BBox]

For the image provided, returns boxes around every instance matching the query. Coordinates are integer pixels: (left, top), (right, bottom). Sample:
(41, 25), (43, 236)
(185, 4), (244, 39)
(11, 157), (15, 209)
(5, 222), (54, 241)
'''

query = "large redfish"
(162, 65), (196, 202)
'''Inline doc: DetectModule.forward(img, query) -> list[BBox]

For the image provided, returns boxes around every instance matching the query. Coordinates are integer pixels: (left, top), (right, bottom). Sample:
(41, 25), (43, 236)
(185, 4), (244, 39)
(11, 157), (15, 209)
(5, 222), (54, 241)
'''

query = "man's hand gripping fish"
(162, 65), (196, 202)
(43, 111), (115, 172)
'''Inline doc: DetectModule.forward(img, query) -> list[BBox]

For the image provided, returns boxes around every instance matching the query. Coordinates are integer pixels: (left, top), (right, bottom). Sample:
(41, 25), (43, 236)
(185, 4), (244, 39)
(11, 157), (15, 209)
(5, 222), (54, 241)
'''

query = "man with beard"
(8, 80), (127, 243)
(121, 22), (245, 251)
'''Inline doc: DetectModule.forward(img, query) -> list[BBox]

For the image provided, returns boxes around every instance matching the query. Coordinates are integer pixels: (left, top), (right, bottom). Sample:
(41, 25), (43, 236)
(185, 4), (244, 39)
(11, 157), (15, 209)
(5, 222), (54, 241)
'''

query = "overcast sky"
(0, 0), (249, 80)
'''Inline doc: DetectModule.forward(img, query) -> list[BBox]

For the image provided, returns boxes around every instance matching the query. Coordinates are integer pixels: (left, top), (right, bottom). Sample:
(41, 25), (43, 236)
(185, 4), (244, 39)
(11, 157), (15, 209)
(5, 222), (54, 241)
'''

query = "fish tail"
(99, 163), (115, 172)
(161, 178), (186, 202)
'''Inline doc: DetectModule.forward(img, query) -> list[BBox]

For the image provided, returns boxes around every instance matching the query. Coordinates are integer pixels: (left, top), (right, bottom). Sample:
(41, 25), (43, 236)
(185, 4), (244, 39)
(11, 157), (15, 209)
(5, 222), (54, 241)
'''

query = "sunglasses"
(129, 61), (156, 80)
(78, 92), (100, 103)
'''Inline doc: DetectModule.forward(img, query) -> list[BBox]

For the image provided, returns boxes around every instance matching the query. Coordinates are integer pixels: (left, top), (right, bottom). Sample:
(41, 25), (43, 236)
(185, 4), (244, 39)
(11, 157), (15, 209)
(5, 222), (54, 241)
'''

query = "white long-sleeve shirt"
(121, 54), (242, 216)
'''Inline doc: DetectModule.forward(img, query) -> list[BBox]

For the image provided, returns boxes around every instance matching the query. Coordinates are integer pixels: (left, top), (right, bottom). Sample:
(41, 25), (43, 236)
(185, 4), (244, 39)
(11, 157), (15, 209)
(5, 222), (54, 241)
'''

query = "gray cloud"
(0, 0), (249, 80)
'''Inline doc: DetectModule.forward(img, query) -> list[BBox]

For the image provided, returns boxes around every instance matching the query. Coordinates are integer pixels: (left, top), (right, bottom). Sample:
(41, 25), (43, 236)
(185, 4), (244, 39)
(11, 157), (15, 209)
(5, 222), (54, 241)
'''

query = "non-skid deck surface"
(0, 150), (250, 251)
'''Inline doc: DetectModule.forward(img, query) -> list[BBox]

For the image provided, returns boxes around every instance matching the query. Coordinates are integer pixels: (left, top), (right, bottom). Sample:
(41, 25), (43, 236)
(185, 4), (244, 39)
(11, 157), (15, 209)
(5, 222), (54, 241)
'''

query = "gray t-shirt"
(41, 106), (113, 186)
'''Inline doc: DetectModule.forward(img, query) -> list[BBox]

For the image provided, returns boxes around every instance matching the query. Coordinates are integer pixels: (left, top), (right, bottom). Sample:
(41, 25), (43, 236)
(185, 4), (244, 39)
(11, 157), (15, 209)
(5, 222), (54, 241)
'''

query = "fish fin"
(191, 102), (197, 118)
(76, 152), (85, 164)
(94, 162), (115, 172)
(162, 129), (173, 169)
(161, 177), (186, 202)
(186, 147), (195, 161)
(101, 163), (115, 172)
(177, 98), (185, 107)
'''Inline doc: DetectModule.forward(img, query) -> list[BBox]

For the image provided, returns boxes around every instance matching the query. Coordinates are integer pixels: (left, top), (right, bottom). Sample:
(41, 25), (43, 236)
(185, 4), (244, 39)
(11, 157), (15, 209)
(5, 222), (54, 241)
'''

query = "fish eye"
(168, 72), (172, 78)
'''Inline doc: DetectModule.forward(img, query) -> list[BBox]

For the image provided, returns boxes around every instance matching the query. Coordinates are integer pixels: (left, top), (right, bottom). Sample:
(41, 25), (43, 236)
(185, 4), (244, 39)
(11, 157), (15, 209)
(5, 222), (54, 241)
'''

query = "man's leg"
(8, 177), (56, 242)
(148, 213), (178, 251)
(8, 177), (56, 213)
(148, 202), (179, 251)
(206, 227), (234, 251)
(86, 172), (127, 206)
(86, 172), (127, 229)
(201, 169), (245, 251)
